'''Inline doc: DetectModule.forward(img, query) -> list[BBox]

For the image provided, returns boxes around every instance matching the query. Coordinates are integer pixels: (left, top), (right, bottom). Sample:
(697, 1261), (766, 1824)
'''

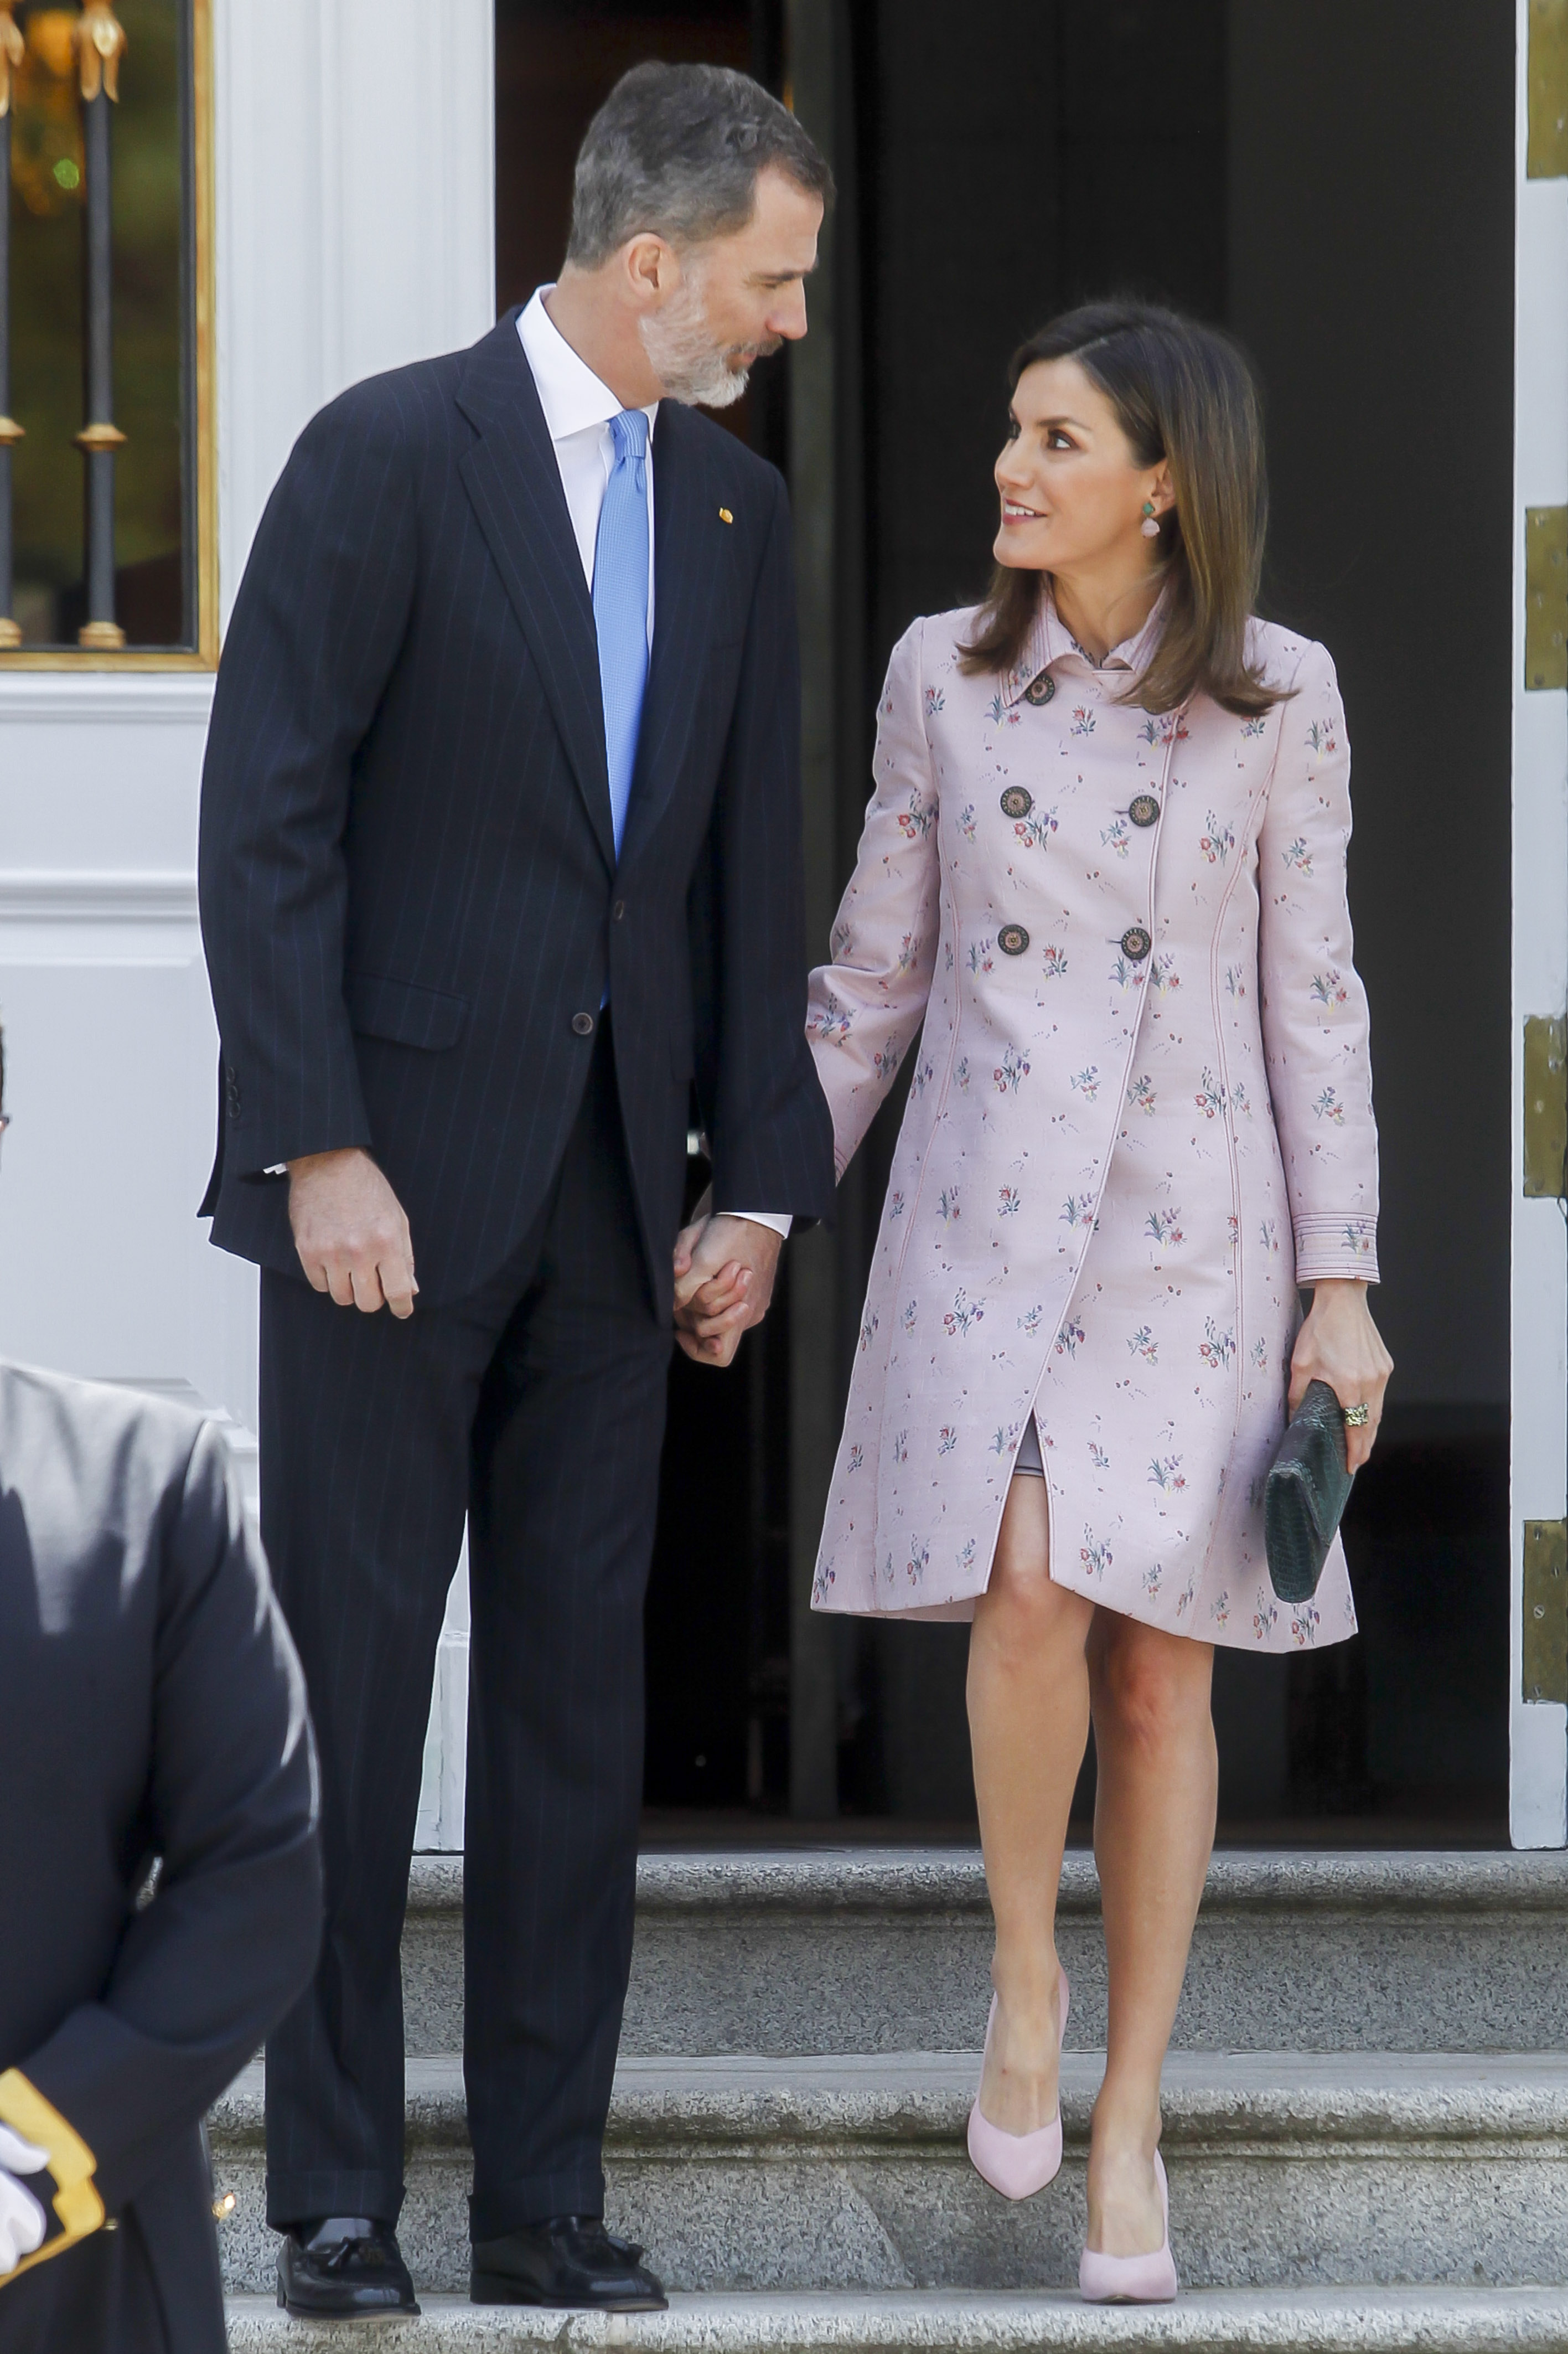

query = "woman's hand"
(1288, 1279), (1393, 1474)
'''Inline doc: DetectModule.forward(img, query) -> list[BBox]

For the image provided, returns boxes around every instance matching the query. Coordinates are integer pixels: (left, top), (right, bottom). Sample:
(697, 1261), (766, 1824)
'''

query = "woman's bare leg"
(1084, 1613), (1217, 2253)
(966, 1474), (1095, 2133)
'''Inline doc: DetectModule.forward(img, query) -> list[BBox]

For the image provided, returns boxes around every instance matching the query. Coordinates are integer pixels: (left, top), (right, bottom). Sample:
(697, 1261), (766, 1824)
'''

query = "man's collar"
(1001, 580), (1170, 706)
(516, 286), (659, 444)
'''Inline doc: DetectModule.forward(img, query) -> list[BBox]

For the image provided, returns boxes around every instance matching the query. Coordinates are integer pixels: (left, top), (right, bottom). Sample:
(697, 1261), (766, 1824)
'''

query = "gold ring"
(1343, 1403), (1371, 1427)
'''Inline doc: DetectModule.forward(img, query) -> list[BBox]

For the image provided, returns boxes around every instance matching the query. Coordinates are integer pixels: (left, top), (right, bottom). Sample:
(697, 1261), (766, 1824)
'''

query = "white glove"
(0, 2125), (50, 2276)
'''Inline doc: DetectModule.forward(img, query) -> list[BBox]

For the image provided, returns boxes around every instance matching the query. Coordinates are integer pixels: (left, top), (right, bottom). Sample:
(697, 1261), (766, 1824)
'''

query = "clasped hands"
(287, 1150), (779, 1365)
(672, 1201), (782, 1366)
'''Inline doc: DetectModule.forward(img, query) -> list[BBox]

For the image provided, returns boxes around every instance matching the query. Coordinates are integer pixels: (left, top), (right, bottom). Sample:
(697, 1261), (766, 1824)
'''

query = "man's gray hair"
(566, 62), (832, 269)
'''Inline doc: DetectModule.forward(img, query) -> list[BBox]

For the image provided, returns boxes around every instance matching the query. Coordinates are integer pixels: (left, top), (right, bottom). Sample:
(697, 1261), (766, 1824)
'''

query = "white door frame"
(1510, 0), (1568, 1846)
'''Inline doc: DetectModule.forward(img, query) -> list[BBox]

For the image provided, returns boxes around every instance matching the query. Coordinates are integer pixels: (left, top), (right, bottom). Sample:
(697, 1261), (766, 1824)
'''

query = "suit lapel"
(456, 315), (616, 874)
(622, 403), (725, 861)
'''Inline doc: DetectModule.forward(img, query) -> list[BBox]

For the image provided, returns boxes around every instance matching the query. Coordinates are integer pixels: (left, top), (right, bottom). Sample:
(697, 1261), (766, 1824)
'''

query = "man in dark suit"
(198, 61), (836, 2319)
(0, 1042), (323, 2352)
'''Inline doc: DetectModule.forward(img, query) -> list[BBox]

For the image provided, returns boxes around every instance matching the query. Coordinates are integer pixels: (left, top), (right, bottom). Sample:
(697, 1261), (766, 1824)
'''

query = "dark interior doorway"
(494, 0), (1516, 1840)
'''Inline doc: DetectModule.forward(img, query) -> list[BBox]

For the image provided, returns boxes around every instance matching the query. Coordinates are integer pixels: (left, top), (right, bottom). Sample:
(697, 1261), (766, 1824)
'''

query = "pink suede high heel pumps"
(965, 1968), (1070, 2200)
(1078, 2149), (1179, 2304)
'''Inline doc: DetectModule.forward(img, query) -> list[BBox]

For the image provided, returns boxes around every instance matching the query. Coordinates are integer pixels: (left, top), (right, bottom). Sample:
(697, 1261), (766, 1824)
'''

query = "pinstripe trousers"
(259, 1028), (673, 2239)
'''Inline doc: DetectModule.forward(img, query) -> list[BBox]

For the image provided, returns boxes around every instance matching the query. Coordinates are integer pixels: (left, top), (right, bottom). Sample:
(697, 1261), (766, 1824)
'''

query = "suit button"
(572, 1011), (596, 1036)
(1129, 794), (1160, 827)
(999, 787), (1033, 820)
(998, 924), (1030, 956)
(612, 900), (627, 921)
(1120, 926), (1152, 961)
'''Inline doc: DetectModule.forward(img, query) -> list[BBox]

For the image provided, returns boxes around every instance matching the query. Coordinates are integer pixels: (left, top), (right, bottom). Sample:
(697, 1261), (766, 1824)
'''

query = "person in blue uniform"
(0, 1034), (323, 2352)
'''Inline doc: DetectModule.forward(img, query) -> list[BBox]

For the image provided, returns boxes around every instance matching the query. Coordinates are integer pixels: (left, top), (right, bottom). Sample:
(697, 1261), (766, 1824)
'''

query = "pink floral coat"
(805, 595), (1378, 1652)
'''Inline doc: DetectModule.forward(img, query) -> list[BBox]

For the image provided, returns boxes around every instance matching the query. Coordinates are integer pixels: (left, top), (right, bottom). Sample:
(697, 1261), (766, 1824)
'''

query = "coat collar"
(454, 309), (616, 872)
(1001, 581), (1172, 707)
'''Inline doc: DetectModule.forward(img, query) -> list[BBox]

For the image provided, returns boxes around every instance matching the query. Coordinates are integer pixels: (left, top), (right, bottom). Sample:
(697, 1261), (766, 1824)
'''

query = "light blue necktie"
(592, 409), (650, 860)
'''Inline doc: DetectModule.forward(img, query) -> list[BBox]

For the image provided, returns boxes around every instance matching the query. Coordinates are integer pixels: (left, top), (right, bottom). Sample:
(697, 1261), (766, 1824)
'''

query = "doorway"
(494, 0), (1517, 1839)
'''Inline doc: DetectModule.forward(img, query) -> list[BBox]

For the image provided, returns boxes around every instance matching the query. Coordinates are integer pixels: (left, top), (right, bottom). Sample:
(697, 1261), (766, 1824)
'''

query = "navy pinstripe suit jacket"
(198, 310), (835, 1310)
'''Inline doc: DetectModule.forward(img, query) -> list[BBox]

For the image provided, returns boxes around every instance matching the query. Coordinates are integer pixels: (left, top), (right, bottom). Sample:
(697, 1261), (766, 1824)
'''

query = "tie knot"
(610, 409), (649, 463)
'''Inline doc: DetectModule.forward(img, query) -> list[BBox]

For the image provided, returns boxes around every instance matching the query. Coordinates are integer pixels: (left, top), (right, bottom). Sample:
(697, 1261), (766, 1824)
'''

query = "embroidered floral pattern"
(1198, 1318), (1236, 1371)
(994, 1043), (1031, 1093)
(1199, 813), (1235, 865)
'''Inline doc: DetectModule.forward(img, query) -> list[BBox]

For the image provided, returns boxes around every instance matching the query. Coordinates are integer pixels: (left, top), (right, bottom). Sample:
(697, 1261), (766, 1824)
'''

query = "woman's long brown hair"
(960, 301), (1281, 718)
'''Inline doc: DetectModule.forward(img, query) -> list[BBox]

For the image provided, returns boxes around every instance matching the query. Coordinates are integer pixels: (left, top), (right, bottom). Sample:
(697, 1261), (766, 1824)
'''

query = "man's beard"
(640, 271), (779, 409)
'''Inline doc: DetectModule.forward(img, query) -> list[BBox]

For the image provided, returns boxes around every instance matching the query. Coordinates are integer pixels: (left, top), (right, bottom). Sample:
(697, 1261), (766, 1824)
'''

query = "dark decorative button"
(999, 786), (1033, 820)
(1024, 672), (1056, 705)
(998, 924), (1030, 956)
(612, 900), (627, 921)
(1129, 794), (1160, 828)
(572, 1011), (596, 1036)
(1120, 926), (1152, 961)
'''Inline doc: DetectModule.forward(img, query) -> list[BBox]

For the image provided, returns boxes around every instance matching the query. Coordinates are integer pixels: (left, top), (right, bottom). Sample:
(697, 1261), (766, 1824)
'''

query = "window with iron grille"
(1, 0), (214, 663)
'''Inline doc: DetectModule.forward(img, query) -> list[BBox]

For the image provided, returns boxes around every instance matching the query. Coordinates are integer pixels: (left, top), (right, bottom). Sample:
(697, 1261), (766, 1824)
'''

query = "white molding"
(213, 0), (495, 621)
(0, 873), (198, 923)
(0, 677), (215, 725)
(1510, 0), (1568, 1847)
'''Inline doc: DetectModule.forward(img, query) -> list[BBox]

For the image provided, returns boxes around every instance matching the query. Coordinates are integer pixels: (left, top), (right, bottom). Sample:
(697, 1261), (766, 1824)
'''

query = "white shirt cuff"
(733, 1211), (793, 1239)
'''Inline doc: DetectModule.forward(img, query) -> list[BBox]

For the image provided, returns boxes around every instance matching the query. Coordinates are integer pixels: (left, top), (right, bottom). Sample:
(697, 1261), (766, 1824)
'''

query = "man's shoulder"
(298, 317), (515, 461)
(0, 1360), (213, 1503)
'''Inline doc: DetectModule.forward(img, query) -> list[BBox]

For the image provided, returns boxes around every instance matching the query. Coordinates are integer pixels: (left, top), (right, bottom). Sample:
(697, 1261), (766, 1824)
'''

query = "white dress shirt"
(516, 290), (791, 1245)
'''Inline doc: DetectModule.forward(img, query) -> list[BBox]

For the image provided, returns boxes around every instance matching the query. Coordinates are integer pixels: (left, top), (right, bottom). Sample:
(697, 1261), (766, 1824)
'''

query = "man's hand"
(287, 1148), (418, 1318)
(672, 1214), (783, 1367)
(0, 2124), (49, 2277)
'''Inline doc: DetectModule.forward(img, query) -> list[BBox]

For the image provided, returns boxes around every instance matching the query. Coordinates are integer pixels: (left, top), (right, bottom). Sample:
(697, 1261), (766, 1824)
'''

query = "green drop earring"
(1141, 501), (1161, 540)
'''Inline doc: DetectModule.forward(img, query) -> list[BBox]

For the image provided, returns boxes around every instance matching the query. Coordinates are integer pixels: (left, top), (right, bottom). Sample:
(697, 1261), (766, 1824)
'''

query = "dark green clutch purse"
(1264, 1380), (1354, 1604)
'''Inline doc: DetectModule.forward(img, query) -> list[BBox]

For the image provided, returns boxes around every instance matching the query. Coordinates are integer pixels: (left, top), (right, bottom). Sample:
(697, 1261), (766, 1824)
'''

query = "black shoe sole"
(469, 2275), (667, 2311)
(277, 2286), (422, 2320)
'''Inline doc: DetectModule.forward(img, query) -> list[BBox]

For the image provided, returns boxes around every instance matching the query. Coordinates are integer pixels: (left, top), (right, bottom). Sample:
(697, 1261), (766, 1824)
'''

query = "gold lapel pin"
(718, 507), (733, 524)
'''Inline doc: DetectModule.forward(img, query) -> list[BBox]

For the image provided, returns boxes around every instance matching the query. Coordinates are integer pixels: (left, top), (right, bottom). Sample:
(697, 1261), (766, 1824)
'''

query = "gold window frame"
(1, 0), (217, 671)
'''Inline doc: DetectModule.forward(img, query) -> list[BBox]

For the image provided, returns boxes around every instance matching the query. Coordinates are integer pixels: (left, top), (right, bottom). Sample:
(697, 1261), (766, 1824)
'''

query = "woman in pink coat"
(805, 303), (1391, 2296)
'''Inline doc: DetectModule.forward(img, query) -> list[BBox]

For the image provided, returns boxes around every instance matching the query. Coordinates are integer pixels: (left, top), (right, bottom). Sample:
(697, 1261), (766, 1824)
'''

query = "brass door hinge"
(1531, 0), (1568, 176)
(1526, 509), (1568, 689)
(1524, 1520), (1568, 1702)
(1524, 1015), (1568, 1196)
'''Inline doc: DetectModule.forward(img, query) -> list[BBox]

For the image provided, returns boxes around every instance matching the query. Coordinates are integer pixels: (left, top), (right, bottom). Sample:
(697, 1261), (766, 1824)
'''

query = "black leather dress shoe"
(276, 2216), (420, 2317)
(470, 2214), (667, 2309)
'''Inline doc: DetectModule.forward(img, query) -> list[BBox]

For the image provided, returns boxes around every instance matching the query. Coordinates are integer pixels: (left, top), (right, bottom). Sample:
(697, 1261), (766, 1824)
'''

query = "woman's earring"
(1141, 500), (1161, 540)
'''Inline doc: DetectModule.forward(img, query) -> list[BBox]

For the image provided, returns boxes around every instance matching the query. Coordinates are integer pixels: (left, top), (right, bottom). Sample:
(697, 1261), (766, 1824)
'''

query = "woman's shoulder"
(881, 606), (986, 685)
(1244, 616), (1338, 695)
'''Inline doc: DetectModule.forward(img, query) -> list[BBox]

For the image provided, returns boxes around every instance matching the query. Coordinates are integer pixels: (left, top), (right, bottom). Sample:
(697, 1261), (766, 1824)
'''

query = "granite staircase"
(220, 1847), (1568, 2347)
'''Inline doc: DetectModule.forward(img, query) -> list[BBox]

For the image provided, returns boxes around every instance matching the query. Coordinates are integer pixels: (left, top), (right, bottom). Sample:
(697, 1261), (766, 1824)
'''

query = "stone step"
(224, 2285), (1568, 2352)
(209, 2049), (1568, 2298)
(401, 1850), (1568, 2059)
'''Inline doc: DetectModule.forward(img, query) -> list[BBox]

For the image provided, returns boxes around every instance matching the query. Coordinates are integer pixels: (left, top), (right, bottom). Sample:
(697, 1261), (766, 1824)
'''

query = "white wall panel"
(0, 0), (496, 1846)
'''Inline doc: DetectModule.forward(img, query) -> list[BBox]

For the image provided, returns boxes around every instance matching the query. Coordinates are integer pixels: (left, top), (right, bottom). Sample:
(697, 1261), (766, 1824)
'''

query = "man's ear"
(622, 233), (674, 307)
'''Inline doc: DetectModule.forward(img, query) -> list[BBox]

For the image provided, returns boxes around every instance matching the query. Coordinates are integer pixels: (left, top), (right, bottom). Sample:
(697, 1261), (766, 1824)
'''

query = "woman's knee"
(1091, 1620), (1213, 1754)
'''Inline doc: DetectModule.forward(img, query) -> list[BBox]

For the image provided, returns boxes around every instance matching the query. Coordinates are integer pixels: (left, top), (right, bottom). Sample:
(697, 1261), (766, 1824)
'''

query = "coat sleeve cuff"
(0, 2067), (105, 2276)
(1293, 1214), (1379, 1284)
